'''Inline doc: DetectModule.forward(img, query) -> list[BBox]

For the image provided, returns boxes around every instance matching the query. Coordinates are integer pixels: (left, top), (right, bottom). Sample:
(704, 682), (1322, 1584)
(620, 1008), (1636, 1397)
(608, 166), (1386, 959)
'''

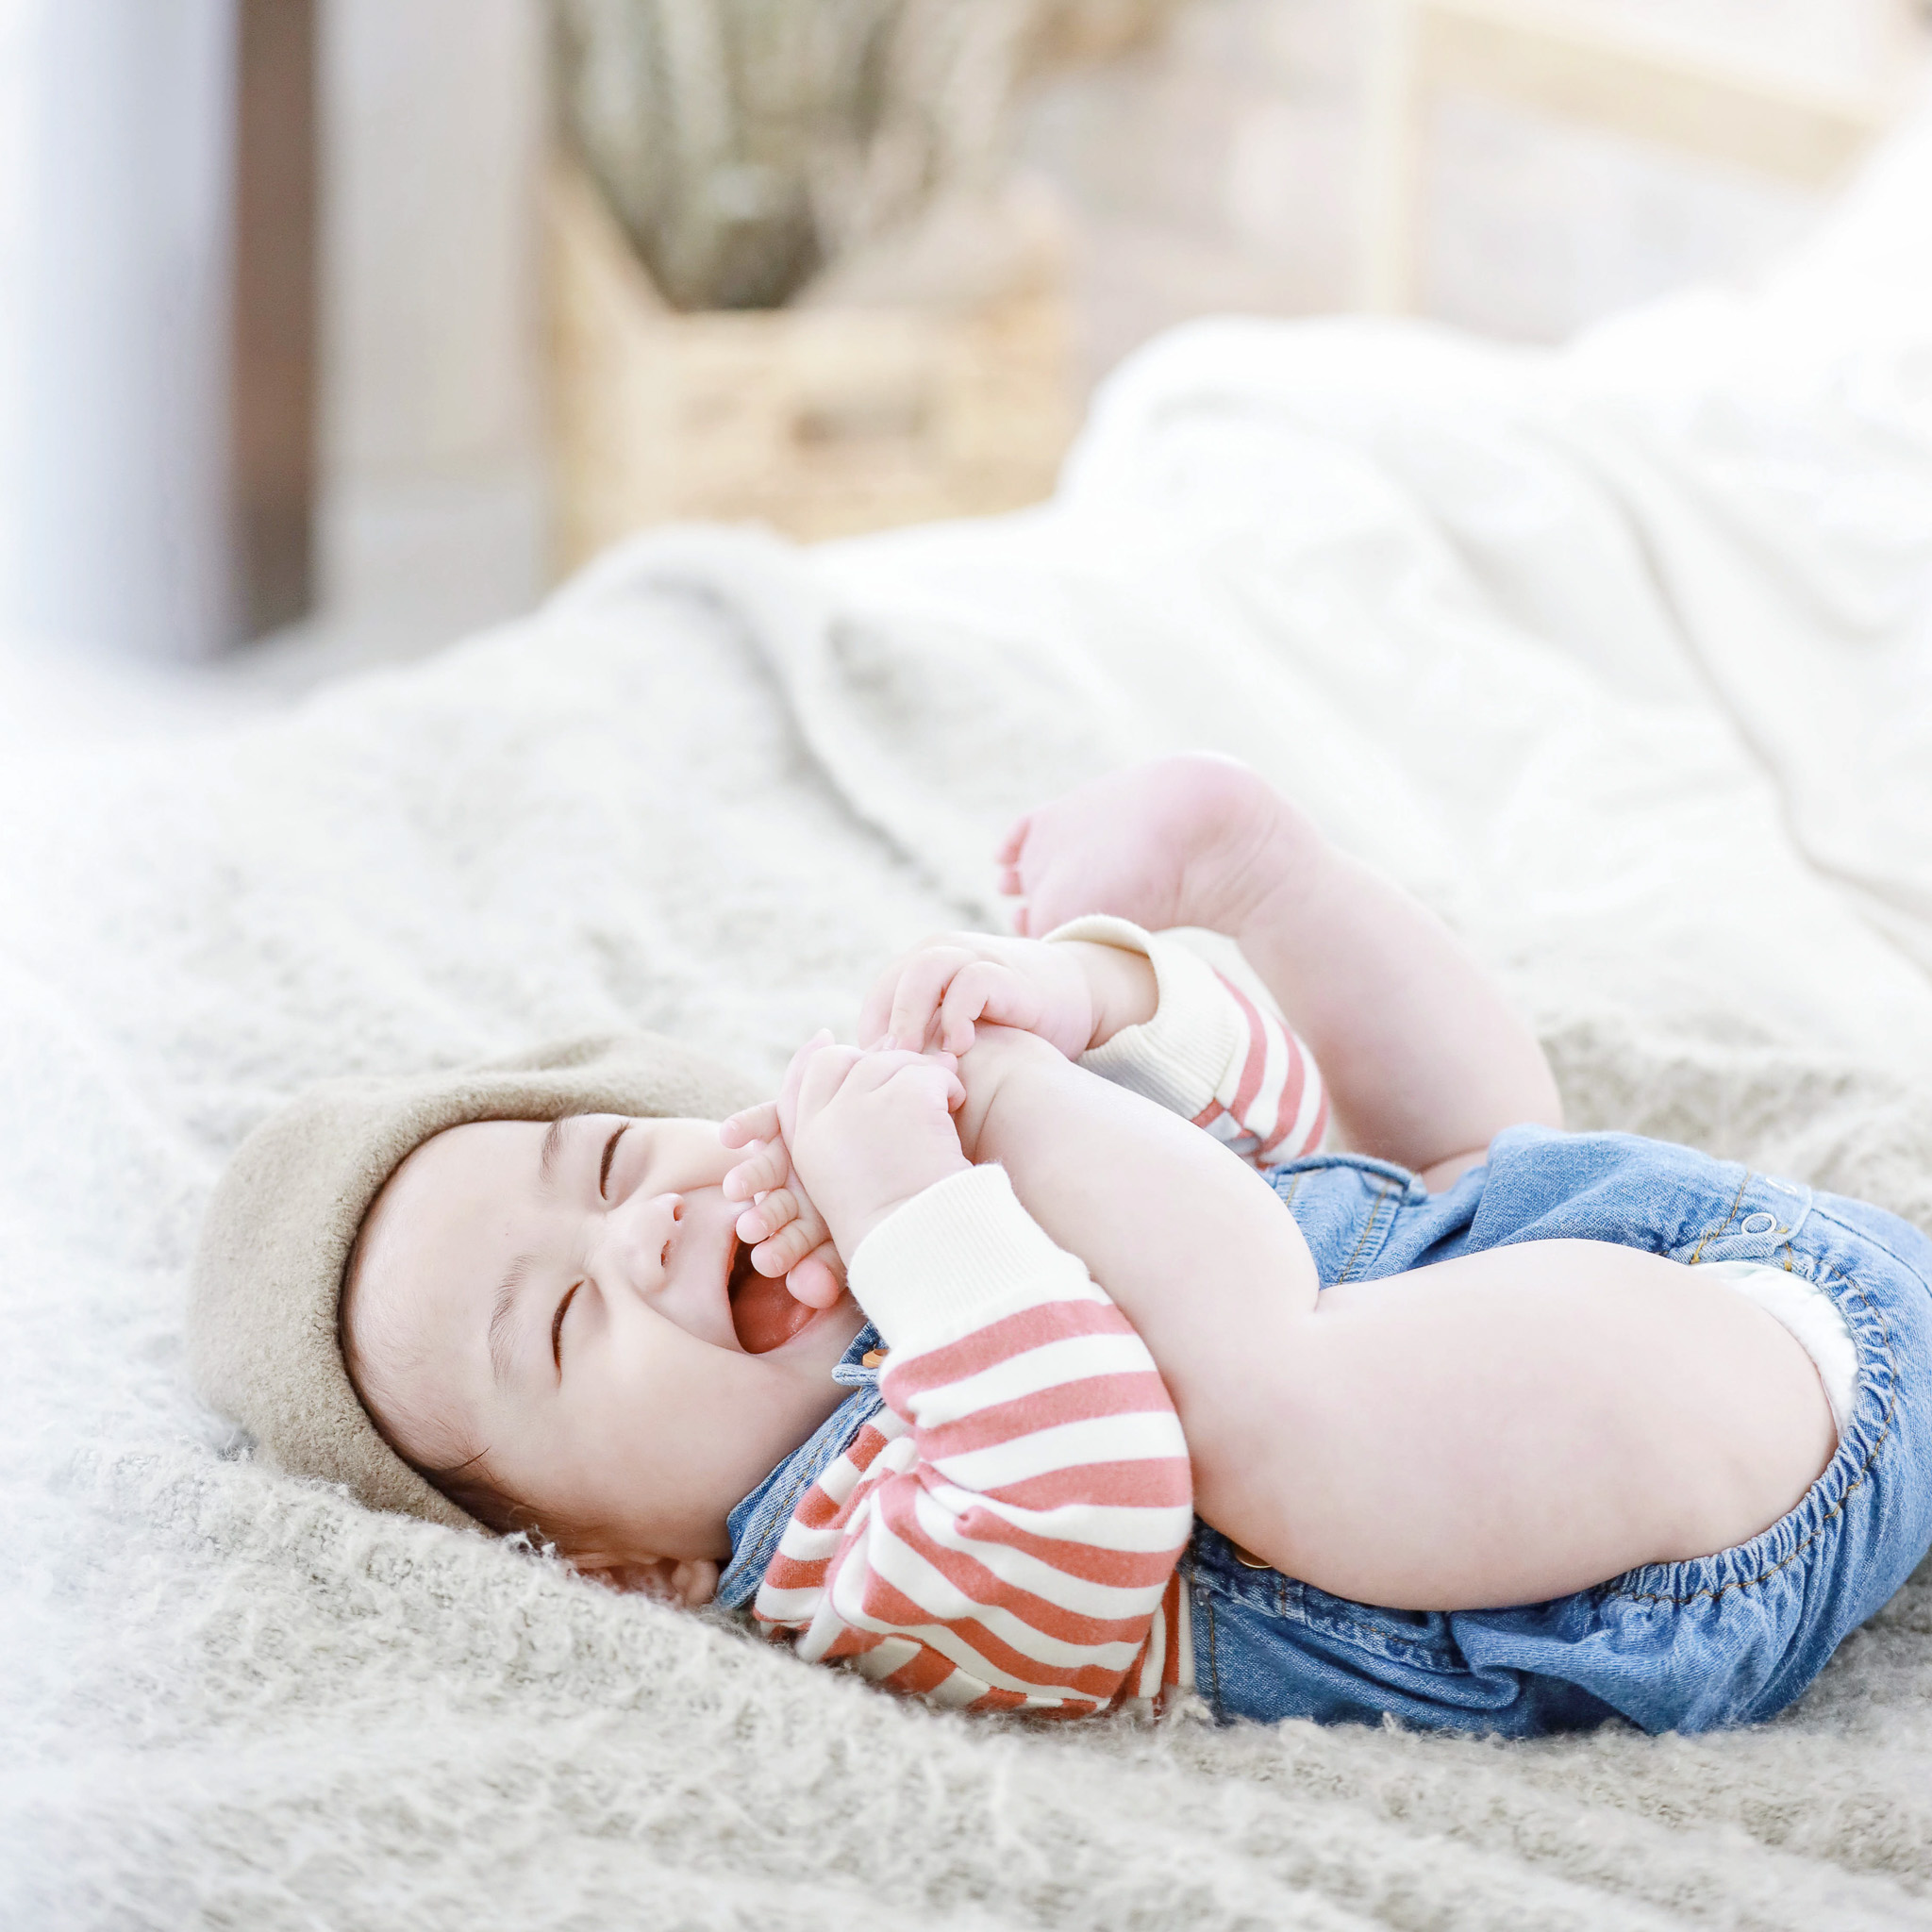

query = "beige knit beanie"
(188, 1032), (762, 1531)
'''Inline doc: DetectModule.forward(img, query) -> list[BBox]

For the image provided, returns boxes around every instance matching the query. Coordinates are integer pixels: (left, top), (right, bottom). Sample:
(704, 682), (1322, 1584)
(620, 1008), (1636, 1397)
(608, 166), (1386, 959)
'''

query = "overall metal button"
(1230, 1542), (1272, 1569)
(1741, 1212), (1777, 1236)
(860, 1349), (886, 1369)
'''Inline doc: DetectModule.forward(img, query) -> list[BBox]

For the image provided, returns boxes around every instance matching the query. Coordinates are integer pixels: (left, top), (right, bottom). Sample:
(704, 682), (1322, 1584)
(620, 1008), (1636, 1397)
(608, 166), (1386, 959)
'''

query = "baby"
(195, 756), (1932, 1734)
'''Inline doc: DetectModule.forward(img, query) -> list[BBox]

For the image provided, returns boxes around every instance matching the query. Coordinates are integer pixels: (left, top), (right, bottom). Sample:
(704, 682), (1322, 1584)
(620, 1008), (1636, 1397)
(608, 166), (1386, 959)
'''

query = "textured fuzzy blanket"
(7, 113), (1932, 1932)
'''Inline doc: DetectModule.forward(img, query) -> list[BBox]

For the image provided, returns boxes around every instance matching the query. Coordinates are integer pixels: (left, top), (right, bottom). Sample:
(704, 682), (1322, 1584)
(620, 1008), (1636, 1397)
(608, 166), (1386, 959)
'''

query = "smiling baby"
(192, 757), (1932, 1734)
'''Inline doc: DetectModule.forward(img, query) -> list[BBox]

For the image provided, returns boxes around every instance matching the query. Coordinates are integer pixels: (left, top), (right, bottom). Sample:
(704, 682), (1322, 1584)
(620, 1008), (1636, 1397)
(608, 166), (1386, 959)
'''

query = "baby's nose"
(595, 1190), (684, 1291)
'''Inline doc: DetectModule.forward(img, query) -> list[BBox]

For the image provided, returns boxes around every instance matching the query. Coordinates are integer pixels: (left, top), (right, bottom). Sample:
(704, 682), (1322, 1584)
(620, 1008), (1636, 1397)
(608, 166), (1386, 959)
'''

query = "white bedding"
(6, 107), (1932, 1932)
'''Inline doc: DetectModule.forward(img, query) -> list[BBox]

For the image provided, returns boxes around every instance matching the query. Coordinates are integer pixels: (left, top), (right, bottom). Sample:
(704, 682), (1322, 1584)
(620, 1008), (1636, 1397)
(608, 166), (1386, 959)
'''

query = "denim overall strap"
(715, 1322), (887, 1611)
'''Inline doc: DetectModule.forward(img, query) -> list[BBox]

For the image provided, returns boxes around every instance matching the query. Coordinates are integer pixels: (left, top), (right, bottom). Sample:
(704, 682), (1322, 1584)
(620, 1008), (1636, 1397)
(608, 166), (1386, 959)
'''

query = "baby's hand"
(774, 1031), (969, 1257)
(718, 1106), (847, 1310)
(858, 932), (1102, 1059)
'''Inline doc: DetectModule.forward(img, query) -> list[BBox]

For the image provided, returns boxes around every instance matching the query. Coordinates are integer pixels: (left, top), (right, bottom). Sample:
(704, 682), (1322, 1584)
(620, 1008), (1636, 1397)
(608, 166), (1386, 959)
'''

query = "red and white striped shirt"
(750, 922), (1325, 1715)
(1065, 917), (1329, 1168)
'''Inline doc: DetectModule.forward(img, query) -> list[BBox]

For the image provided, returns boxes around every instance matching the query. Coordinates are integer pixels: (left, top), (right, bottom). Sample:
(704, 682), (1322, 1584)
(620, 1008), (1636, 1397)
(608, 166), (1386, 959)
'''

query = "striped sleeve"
(1047, 915), (1329, 1166)
(750, 1164), (1194, 1718)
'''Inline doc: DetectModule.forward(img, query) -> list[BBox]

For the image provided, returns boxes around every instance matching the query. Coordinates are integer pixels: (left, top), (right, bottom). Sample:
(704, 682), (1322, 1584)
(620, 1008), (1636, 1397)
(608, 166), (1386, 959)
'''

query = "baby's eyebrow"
(537, 1115), (572, 1191)
(489, 1252), (537, 1388)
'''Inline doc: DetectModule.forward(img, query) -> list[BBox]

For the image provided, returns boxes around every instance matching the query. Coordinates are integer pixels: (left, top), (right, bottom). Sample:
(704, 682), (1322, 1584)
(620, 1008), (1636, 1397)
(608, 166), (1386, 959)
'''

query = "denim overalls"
(723, 1127), (1932, 1738)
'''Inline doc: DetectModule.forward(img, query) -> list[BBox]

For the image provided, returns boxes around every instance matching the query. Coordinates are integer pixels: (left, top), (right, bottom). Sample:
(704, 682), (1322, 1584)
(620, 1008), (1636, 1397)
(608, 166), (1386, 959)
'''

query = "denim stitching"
(1808, 1204), (1932, 1297)
(1283, 1587), (1464, 1672)
(1686, 1172), (1755, 1265)
(1193, 1537), (1463, 1672)
(1609, 1256), (1897, 1607)
(1203, 1582), (1222, 1717)
(737, 1463), (824, 1593)
(768, 1462), (822, 1534)
(1336, 1178), (1395, 1285)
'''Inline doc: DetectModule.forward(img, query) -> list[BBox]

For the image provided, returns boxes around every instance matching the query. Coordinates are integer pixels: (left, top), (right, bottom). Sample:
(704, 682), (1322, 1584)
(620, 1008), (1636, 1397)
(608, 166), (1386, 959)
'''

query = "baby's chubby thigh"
(1197, 1239), (1839, 1613)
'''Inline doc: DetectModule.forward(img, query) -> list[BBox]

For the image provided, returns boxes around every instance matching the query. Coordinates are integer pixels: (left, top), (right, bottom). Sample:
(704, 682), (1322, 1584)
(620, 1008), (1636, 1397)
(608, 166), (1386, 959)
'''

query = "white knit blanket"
(7, 108), (1932, 1931)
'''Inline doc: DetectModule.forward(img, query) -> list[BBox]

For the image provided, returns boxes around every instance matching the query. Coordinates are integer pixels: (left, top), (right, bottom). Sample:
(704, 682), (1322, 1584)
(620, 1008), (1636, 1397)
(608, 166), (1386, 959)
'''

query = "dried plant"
(551, 0), (1194, 310)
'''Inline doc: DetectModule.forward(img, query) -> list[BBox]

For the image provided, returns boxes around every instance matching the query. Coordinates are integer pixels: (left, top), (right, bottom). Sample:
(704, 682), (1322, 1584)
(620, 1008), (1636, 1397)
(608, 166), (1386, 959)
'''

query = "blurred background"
(0, 0), (1925, 707)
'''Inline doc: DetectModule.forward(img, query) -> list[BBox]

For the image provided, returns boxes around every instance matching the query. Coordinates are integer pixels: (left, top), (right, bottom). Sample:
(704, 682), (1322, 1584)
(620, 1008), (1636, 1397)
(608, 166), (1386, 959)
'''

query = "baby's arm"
(954, 1026), (1834, 1611)
(862, 922), (1326, 1168)
(742, 1037), (1194, 1714)
(1002, 756), (1563, 1187)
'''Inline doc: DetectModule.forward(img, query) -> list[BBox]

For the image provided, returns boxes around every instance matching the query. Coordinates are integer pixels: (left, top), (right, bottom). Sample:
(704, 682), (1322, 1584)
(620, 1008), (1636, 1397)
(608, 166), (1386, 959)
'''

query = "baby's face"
(346, 1113), (866, 1572)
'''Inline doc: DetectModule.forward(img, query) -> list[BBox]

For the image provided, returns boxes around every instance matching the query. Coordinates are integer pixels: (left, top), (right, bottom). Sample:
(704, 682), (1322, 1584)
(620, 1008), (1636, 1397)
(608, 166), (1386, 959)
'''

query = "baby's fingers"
(719, 1100), (780, 1151)
(848, 1042), (955, 1085)
(721, 1136), (789, 1203)
(858, 939), (959, 1047)
(856, 1045), (966, 1115)
(936, 960), (1041, 1055)
(750, 1214), (824, 1278)
(786, 1243), (845, 1310)
(884, 948), (972, 1053)
(857, 959), (914, 1051)
(736, 1185), (805, 1245)
(779, 1028), (848, 1141)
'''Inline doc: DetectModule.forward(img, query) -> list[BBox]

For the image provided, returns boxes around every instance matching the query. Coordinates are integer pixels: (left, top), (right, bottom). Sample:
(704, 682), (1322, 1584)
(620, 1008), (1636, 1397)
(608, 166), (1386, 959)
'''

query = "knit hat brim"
(188, 1032), (763, 1531)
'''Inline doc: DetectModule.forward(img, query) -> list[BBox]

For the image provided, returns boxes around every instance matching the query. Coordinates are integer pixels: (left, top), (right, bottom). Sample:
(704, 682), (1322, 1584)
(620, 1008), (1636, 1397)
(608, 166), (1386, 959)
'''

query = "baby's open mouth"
(726, 1237), (818, 1354)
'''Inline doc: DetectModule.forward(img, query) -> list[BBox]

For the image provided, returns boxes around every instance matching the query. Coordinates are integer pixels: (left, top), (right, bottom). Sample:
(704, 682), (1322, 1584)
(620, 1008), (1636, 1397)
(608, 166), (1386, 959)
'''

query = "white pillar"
(313, 0), (547, 642)
(0, 0), (238, 661)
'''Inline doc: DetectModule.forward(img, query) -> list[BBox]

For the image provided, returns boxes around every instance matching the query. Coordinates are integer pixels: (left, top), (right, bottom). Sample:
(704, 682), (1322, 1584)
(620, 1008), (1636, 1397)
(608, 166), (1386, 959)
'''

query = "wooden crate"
(546, 159), (1078, 571)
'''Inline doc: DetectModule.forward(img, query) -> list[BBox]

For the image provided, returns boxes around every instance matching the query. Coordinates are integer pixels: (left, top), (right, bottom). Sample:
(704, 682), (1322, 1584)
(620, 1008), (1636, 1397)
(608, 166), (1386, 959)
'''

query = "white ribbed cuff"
(1046, 915), (1241, 1121)
(848, 1164), (1090, 1355)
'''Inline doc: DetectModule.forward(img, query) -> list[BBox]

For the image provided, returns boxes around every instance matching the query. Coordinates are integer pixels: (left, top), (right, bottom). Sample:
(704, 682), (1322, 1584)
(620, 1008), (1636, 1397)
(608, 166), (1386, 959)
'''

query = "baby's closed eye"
(552, 1281), (579, 1370)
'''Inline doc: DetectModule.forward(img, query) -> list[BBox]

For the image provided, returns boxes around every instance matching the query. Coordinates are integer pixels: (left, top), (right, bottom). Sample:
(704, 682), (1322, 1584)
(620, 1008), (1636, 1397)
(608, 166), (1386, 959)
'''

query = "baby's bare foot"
(998, 755), (1304, 939)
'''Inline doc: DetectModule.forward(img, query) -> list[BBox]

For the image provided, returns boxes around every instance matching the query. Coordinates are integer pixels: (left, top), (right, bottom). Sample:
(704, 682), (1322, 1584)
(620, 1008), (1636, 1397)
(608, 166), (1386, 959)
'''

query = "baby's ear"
(572, 1553), (720, 1608)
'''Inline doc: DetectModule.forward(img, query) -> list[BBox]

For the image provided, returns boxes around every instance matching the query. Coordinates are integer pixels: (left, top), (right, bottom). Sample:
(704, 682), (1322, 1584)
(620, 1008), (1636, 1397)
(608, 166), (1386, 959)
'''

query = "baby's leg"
(999, 755), (1288, 942)
(1001, 756), (1562, 1185)
(963, 1028), (1836, 1613)
(1229, 1241), (1838, 1609)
